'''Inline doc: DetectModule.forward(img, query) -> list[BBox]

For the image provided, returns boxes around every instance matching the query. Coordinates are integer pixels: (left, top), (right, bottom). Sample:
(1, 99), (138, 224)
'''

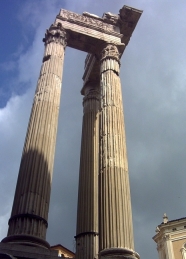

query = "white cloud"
(0, 61), (16, 72)
(0, 90), (33, 238)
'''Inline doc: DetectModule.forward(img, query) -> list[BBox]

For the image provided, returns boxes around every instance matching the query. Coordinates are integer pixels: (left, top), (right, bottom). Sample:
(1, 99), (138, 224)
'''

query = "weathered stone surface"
(55, 10), (122, 54)
(98, 44), (137, 258)
(55, 5), (142, 55)
(2, 23), (67, 248)
(0, 243), (59, 259)
(1, 5), (142, 259)
(76, 80), (100, 259)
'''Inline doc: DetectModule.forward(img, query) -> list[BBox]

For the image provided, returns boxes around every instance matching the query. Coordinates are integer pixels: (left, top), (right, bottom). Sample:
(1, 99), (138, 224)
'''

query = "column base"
(99, 248), (140, 259)
(0, 242), (59, 259)
(1, 235), (50, 249)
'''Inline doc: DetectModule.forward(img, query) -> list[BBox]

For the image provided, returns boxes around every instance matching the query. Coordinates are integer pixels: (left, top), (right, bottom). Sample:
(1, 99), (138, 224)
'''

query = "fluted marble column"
(99, 44), (139, 259)
(76, 81), (100, 259)
(2, 23), (67, 248)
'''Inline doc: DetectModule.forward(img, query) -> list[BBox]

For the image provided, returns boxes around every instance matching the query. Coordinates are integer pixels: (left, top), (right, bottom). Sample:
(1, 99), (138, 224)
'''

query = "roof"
(50, 244), (75, 256)
(160, 217), (186, 225)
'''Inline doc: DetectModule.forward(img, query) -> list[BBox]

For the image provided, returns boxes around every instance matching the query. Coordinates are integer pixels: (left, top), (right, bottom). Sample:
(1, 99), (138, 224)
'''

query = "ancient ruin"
(0, 5), (142, 259)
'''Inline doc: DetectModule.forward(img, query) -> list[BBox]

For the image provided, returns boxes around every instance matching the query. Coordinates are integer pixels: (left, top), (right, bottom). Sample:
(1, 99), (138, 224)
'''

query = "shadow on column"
(1, 149), (52, 249)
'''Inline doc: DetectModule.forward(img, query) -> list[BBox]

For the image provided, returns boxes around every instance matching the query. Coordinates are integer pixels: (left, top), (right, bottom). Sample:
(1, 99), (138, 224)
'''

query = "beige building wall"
(51, 244), (75, 258)
(172, 237), (186, 259)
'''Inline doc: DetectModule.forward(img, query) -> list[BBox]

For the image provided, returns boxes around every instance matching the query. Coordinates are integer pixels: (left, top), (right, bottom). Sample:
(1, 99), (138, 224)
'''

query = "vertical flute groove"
(76, 81), (100, 259)
(99, 44), (136, 258)
(2, 24), (67, 248)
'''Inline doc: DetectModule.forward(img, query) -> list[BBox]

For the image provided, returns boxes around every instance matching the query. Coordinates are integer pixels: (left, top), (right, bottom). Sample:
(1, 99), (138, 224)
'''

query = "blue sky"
(1, 1), (186, 259)
(0, 1), (23, 106)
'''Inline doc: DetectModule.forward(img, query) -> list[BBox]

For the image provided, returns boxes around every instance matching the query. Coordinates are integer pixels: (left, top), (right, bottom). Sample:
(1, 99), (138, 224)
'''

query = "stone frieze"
(57, 9), (121, 37)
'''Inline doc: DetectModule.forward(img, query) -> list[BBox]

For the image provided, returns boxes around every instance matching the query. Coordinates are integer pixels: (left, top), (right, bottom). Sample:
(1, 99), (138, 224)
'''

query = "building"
(50, 244), (75, 258)
(153, 214), (186, 259)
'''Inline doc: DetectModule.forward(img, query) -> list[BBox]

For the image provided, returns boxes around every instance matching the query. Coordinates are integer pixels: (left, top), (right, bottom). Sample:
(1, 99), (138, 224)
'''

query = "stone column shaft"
(99, 44), (139, 259)
(181, 248), (186, 259)
(76, 82), (100, 259)
(2, 23), (66, 248)
(164, 236), (175, 259)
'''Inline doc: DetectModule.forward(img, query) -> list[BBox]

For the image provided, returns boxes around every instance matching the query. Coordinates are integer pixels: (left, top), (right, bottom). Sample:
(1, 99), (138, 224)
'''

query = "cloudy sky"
(1, 0), (186, 258)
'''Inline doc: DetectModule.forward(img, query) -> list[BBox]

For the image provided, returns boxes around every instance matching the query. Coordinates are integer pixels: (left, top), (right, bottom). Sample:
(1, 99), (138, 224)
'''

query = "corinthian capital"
(43, 23), (67, 47)
(163, 234), (171, 241)
(83, 88), (100, 104)
(83, 81), (100, 105)
(101, 44), (121, 62)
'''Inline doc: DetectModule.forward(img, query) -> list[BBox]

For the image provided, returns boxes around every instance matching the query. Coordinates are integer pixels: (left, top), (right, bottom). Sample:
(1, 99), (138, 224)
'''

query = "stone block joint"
(0, 5), (142, 259)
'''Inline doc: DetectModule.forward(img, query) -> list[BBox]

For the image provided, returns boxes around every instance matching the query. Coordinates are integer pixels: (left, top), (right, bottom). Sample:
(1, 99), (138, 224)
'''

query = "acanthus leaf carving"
(43, 23), (67, 47)
(101, 44), (121, 62)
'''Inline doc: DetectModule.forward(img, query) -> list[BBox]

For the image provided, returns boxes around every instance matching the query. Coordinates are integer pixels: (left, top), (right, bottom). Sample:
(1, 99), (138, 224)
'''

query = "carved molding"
(101, 44), (121, 62)
(58, 9), (122, 38)
(83, 89), (100, 105)
(163, 234), (171, 241)
(102, 12), (119, 25)
(43, 23), (67, 47)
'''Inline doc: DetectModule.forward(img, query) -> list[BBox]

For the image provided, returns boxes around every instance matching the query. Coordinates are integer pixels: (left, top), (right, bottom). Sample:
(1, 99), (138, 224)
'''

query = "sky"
(1, 0), (186, 258)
